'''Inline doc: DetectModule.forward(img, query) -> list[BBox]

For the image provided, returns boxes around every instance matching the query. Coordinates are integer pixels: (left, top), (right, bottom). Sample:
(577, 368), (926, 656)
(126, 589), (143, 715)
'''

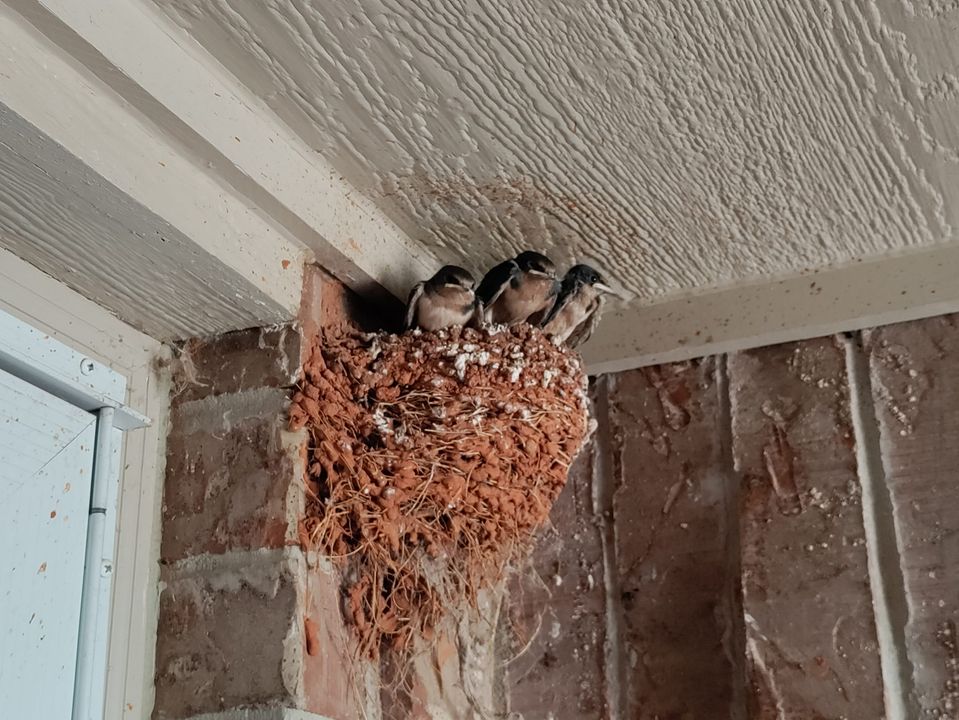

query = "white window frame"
(0, 248), (169, 720)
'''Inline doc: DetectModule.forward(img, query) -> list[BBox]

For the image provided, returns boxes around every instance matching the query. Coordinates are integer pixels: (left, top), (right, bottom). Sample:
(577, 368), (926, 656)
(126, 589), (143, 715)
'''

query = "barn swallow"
(540, 264), (613, 348)
(405, 265), (478, 331)
(475, 251), (560, 326)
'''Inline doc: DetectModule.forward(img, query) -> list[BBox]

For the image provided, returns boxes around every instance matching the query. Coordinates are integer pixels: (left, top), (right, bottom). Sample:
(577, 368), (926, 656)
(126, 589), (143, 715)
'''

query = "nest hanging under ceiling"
(290, 323), (591, 658)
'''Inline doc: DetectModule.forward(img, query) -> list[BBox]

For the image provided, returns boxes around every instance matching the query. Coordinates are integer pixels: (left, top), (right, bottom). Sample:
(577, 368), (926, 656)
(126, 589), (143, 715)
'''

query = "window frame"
(0, 248), (169, 720)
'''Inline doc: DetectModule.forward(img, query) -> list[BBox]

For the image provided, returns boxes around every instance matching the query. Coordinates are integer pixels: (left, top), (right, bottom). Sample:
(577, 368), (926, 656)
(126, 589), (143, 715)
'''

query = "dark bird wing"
(567, 294), (606, 348)
(540, 275), (575, 327)
(475, 260), (520, 307)
(404, 282), (425, 330)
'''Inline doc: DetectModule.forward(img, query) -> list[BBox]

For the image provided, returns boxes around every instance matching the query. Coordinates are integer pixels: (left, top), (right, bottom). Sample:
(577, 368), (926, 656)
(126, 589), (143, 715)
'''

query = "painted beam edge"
(10, 0), (438, 302)
(0, 5), (306, 330)
(0, 248), (162, 377)
(582, 242), (959, 374)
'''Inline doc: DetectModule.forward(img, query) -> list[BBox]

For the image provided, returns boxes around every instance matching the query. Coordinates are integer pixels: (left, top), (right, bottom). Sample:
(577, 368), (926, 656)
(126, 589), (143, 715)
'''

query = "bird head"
(433, 265), (476, 291)
(566, 264), (613, 294)
(515, 251), (557, 278)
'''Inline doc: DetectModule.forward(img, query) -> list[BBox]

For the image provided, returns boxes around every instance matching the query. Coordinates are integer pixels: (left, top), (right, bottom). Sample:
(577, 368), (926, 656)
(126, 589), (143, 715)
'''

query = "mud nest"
(290, 324), (590, 658)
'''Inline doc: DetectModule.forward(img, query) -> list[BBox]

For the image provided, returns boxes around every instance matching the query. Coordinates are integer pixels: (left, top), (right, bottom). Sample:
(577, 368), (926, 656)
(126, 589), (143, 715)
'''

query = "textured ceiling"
(153, 0), (959, 303)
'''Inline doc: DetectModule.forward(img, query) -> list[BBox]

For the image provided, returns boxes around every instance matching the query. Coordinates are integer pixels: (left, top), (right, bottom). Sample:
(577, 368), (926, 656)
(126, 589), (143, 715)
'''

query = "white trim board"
(582, 242), (959, 375)
(0, 4), (305, 340)
(0, 248), (169, 720)
(0, 311), (149, 430)
(4, 0), (437, 306)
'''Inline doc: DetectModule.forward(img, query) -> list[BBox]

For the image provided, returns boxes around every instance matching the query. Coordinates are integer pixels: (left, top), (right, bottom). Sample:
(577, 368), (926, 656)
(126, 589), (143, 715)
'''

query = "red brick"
(379, 591), (506, 720)
(608, 359), (743, 719)
(173, 324), (302, 404)
(729, 338), (885, 718)
(161, 388), (302, 562)
(867, 315), (959, 716)
(300, 264), (392, 337)
(303, 559), (372, 720)
(507, 441), (609, 719)
(153, 550), (303, 719)
(379, 631), (467, 720)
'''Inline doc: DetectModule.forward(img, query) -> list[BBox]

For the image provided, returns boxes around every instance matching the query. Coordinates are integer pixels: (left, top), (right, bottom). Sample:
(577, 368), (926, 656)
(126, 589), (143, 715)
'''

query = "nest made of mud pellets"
(290, 324), (591, 658)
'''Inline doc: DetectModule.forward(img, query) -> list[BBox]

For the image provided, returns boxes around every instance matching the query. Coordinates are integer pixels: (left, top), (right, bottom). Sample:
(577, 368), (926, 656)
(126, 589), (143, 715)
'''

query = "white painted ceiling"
(153, 0), (959, 304)
(2, 0), (958, 369)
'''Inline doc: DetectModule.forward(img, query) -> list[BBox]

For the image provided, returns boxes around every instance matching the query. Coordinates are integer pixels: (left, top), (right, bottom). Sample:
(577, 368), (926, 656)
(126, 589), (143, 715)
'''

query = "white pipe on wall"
(72, 406), (115, 720)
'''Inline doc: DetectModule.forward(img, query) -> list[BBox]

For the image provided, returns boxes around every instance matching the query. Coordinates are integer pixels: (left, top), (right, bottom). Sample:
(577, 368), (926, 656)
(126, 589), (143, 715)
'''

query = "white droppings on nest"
(501, 402), (531, 420)
(484, 324), (507, 336)
(372, 406), (393, 436)
(508, 362), (525, 382)
(369, 337), (383, 361)
(452, 349), (492, 380)
(542, 368), (558, 388)
(453, 353), (469, 380)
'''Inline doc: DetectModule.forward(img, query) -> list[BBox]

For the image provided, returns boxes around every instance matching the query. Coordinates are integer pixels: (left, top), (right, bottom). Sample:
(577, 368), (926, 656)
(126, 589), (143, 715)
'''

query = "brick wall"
(153, 267), (380, 720)
(153, 283), (957, 719)
(505, 319), (959, 719)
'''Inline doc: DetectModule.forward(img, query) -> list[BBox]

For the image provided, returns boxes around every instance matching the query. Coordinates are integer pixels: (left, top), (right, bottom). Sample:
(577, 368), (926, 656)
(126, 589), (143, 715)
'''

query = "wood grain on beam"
(0, 6), (305, 339)
(7, 0), (437, 304)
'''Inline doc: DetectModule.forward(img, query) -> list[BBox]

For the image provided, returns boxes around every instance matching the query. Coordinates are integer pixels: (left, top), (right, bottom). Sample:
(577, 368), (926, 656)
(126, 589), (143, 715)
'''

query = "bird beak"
(594, 282), (614, 295)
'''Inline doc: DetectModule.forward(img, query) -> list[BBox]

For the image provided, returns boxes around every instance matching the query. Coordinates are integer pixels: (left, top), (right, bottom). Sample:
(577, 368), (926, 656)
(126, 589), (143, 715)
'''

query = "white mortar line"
(186, 710), (336, 720)
(591, 374), (626, 719)
(843, 334), (917, 720)
(715, 356), (748, 720)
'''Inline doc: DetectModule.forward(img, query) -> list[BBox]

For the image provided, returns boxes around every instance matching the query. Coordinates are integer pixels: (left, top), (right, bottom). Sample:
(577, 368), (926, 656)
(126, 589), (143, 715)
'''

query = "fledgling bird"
(540, 264), (613, 348)
(404, 265), (478, 332)
(475, 250), (559, 326)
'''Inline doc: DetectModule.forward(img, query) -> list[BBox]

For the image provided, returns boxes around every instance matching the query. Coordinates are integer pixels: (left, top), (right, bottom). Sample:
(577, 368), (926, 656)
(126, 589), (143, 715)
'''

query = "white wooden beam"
(582, 243), (959, 374)
(6, 0), (438, 304)
(0, 5), (306, 339)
